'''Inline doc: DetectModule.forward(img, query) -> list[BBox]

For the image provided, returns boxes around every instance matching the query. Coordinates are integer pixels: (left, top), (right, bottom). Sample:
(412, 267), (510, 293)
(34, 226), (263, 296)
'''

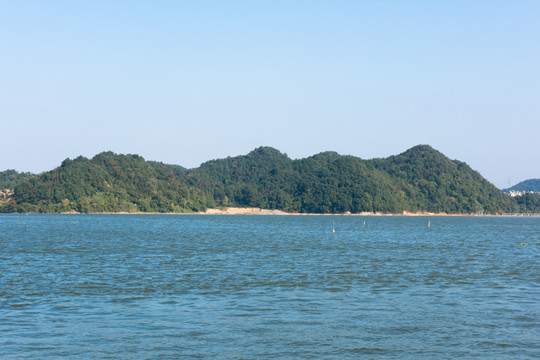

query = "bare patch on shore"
(203, 207), (290, 215)
(202, 207), (455, 216)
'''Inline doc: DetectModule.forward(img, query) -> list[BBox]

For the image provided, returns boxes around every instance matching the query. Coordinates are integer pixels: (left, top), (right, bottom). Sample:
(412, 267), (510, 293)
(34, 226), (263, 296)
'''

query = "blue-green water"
(1, 214), (538, 359)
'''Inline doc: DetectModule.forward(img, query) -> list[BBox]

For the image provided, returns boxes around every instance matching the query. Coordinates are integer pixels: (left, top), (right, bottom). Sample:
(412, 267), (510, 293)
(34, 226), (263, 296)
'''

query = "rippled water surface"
(1, 214), (538, 359)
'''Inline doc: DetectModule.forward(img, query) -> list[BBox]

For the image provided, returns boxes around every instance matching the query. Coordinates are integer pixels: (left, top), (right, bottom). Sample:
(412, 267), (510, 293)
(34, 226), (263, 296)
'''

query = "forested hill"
(1, 153), (211, 213)
(370, 146), (516, 214)
(503, 179), (540, 193)
(502, 179), (540, 213)
(0, 145), (529, 214)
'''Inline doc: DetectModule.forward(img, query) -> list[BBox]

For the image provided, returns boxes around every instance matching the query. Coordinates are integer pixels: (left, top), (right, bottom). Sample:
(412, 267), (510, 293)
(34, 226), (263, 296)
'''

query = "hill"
(4, 152), (212, 213)
(503, 179), (540, 193)
(190, 147), (403, 213)
(371, 145), (516, 214)
(0, 146), (527, 214)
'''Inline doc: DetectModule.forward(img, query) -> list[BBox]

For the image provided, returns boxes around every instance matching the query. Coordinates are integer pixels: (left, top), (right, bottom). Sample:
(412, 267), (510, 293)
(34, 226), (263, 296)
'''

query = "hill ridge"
(0, 145), (536, 214)
(503, 179), (540, 193)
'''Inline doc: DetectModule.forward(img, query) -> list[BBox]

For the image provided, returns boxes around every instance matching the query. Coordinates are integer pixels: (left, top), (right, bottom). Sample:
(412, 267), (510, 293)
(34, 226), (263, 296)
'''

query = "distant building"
(507, 190), (540, 197)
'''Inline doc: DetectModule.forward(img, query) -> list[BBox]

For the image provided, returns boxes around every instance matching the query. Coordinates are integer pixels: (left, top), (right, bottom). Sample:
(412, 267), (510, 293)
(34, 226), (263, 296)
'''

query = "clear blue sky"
(1, 1), (538, 188)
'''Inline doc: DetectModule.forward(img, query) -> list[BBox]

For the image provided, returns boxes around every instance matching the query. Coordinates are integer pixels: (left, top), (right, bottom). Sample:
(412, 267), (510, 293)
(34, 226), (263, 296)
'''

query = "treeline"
(513, 193), (540, 214)
(0, 146), (536, 214)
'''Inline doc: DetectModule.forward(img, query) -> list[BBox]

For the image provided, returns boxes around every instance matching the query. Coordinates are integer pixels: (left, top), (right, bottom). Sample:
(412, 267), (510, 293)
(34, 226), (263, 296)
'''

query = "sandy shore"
(199, 207), (538, 217)
(203, 207), (391, 215)
(50, 207), (538, 216)
(203, 207), (290, 215)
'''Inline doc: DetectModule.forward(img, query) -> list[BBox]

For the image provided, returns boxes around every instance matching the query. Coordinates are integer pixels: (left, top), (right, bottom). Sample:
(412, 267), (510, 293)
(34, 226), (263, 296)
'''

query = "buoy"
(427, 221), (430, 228)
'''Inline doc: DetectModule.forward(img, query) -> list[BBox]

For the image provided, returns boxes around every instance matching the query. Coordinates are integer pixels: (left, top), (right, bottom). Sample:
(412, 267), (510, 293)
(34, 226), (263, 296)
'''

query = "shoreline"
(21, 206), (535, 217)
(198, 207), (539, 217)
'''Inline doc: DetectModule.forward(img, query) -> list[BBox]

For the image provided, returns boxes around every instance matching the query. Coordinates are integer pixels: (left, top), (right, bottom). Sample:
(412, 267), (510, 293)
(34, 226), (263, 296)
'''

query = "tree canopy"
(0, 146), (533, 214)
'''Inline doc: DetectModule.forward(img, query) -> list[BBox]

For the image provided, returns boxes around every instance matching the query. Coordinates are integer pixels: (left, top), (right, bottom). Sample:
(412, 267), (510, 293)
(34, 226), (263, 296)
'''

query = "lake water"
(1, 214), (538, 359)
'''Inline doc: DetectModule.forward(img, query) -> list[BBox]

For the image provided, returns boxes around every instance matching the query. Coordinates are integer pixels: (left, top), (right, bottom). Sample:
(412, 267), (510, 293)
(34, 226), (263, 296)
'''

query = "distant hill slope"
(513, 193), (540, 213)
(503, 179), (540, 193)
(1, 146), (526, 214)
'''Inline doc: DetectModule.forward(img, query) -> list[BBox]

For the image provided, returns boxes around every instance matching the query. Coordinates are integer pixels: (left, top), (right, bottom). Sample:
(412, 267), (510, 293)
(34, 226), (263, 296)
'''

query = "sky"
(1, 1), (538, 189)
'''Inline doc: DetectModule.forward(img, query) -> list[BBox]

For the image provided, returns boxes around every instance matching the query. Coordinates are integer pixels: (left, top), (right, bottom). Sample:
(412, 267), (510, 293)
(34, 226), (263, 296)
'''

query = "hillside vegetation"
(503, 179), (540, 193)
(2, 153), (211, 213)
(0, 169), (34, 189)
(0, 145), (530, 214)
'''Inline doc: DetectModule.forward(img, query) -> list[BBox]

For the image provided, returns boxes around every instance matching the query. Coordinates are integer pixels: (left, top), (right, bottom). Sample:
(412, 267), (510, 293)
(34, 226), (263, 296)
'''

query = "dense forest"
(0, 169), (34, 189)
(0, 153), (212, 213)
(513, 193), (540, 214)
(0, 146), (537, 214)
